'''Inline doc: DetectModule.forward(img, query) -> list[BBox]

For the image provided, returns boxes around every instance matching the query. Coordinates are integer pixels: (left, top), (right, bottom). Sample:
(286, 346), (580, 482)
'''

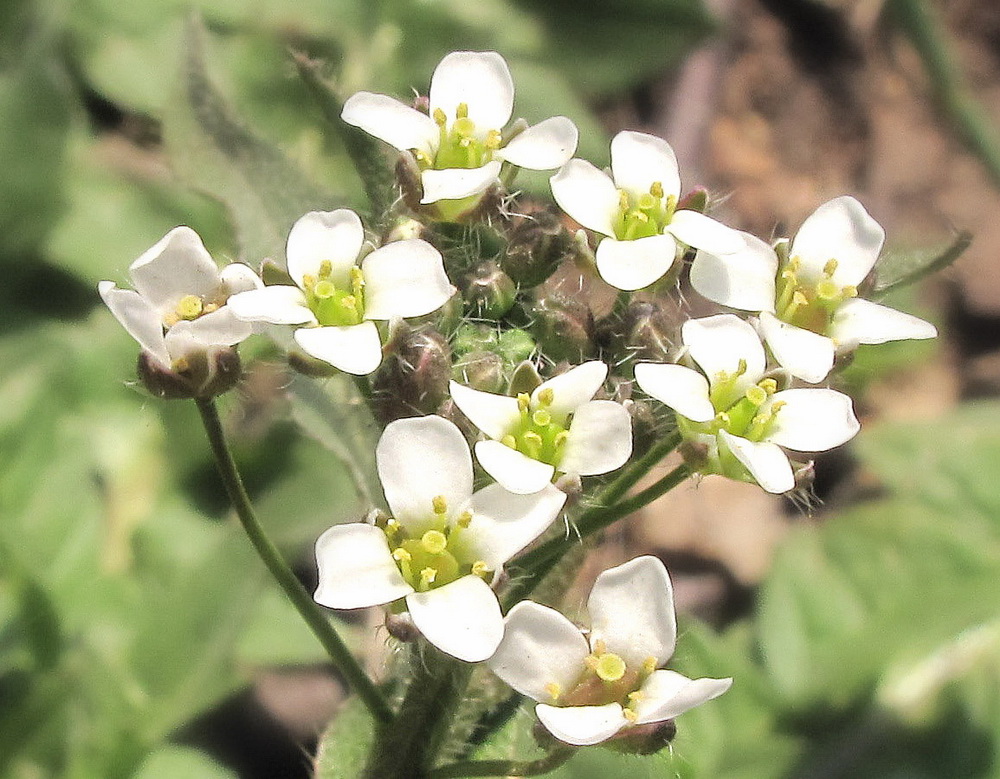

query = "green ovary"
(414, 102), (502, 172)
(500, 390), (569, 467)
(680, 376), (783, 445)
(303, 262), (366, 327)
(612, 182), (676, 241)
(774, 255), (856, 335)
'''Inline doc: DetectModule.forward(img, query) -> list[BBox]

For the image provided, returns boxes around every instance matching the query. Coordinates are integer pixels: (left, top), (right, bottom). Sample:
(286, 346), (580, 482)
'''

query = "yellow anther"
(314, 279), (336, 299)
(455, 102), (469, 119)
(618, 190), (630, 211)
(650, 181), (664, 199)
(203, 302), (219, 314)
(318, 260), (333, 277)
(553, 431), (569, 448)
(822, 258), (839, 277)
(787, 256), (801, 273)
(735, 358), (748, 377)
(594, 652), (627, 682)
(302, 273), (317, 291)
(420, 530), (448, 555)
(501, 434), (517, 449)
(175, 294), (204, 320)
(623, 708), (639, 723)
(471, 560), (489, 577)
(745, 385), (767, 406)
(759, 378), (778, 395)
(420, 567), (437, 586)
(627, 690), (646, 705)
(593, 639), (607, 654)
(537, 388), (554, 407)
(350, 266), (365, 285)
(544, 682), (562, 701)
(770, 400), (787, 413)
(642, 656), (657, 675)
(392, 547), (412, 563)
(163, 313), (180, 327)
(432, 495), (448, 515)
(517, 393), (531, 413)
(414, 149), (432, 165)
(485, 129), (502, 150)
(456, 511), (473, 528)
(523, 431), (543, 448)
(385, 518), (402, 535)
(433, 107), (447, 126)
(843, 284), (858, 298)
(532, 409), (551, 427)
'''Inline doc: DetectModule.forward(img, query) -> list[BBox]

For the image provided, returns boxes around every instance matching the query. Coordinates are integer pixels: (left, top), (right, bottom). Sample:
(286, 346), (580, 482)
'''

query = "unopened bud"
(382, 215), (429, 244)
(621, 300), (675, 364)
(138, 347), (241, 400)
(260, 260), (295, 287)
(602, 719), (677, 755)
(372, 325), (452, 423)
(384, 611), (420, 643)
(676, 187), (709, 214)
(497, 328), (536, 366)
(508, 360), (543, 396)
(461, 260), (517, 318)
(501, 205), (576, 288)
(452, 323), (500, 356)
(530, 292), (594, 363)
(288, 350), (340, 378)
(452, 350), (505, 394)
(395, 151), (425, 213)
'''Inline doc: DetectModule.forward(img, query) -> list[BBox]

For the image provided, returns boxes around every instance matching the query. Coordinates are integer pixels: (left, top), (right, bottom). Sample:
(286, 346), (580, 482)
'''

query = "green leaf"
(314, 699), (377, 779)
(134, 746), (238, 779)
(870, 230), (971, 298)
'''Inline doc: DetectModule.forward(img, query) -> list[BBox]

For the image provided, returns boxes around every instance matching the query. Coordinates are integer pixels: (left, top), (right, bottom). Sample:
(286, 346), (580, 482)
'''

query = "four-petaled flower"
(226, 209), (455, 375)
(342, 51), (578, 212)
(489, 556), (732, 746)
(634, 314), (860, 494)
(99, 226), (261, 369)
(449, 361), (632, 495)
(689, 196), (937, 383)
(550, 130), (743, 291)
(313, 415), (566, 663)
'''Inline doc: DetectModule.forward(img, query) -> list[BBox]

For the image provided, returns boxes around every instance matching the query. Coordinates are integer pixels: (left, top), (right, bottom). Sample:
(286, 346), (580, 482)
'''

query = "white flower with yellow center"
(449, 361), (632, 495)
(313, 415), (566, 663)
(227, 209), (455, 375)
(634, 314), (860, 494)
(489, 556), (731, 747)
(550, 130), (743, 291)
(689, 196), (937, 382)
(99, 226), (261, 369)
(342, 51), (578, 210)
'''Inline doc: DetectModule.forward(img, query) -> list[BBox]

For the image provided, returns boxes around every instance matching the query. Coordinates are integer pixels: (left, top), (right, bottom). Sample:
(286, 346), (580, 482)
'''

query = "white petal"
(286, 210), (365, 289)
(449, 381), (521, 440)
(475, 440), (555, 495)
(719, 430), (795, 494)
(689, 231), (778, 312)
(532, 361), (608, 422)
(497, 117), (578, 170)
(99, 281), (170, 367)
(758, 312), (835, 384)
(535, 703), (627, 746)
(406, 575), (504, 662)
(633, 670), (732, 724)
(129, 226), (221, 312)
(376, 415), (474, 528)
(766, 388), (860, 452)
(341, 91), (438, 153)
(594, 234), (677, 291)
(361, 239), (455, 320)
(488, 601), (590, 702)
(167, 307), (251, 348)
(682, 314), (766, 388)
(610, 131), (680, 199)
(294, 321), (383, 375)
(550, 159), (619, 236)
(429, 51), (513, 132)
(588, 556), (677, 667)
(560, 401), (632, 477)
(633, 363), (714, 423)
(667, 210), (744, 255)
(313, 523), (412, 609)
(831, 297), (937, 350)
(226, 286), (314, 325)
(420, 161), (502, 204)
(219, 263), (264, 295)
(464, 483), (567, 568)
(790, 196), (884, 287)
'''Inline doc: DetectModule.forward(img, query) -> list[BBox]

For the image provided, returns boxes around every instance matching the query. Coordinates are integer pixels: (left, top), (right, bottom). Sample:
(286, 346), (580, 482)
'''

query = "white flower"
(313, 415), (566, 663)
(449, 361), (632, 495)
(633, 314), (860, 494)
(489, 556), (731, 747)
(550, 131), (742, 291)
(226, 209), (455, 375)
(99, 226), (261, 369)
(689, 196), (937, 382)
(342, 51), (578, 207)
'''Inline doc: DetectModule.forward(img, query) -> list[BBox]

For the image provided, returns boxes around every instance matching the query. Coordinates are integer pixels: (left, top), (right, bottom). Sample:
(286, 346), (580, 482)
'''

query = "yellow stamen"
(650, 181), (664, 199)
(501, 434), (517, 449)
(517, 393), (531, 413)
(456, 511), (473, 529)
(537, 388), (554, 407)
(432, 495), (448, 515)
(544, 682), (562, 701)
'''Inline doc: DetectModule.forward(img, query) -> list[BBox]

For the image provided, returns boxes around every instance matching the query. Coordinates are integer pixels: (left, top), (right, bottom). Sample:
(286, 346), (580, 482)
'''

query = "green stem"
(428, 747), (575, 778)
(194, 398), (392, 724)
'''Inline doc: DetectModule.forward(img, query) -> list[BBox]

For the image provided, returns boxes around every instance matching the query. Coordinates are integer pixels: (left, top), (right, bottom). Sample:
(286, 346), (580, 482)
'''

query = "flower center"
(499, 388), (569, 467)
(681, 376), (784, 445)
(301, 262), (366, 327)
(612, 182), (676, 241)
(549, 640), (658, 722)
(414, 102), (502, 171)
(163, 293), (222, 327)
(774, 255), (857, 335)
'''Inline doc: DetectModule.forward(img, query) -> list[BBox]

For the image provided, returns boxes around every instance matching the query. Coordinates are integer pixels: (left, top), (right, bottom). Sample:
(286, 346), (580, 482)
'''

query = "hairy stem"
(428, 747), (575, 778)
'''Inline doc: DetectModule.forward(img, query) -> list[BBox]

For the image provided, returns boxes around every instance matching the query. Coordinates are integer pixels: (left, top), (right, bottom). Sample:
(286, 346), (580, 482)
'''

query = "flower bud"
(497, 328), (536, 366)
(602, 719), (677, 755)
(395, 151), (424, 213)
(384, 611), (420, 643)
(288, 350), (341, 378)
(507, 359), (543, 396)
(137, 347), (241, 400)
(372, 324), (452, 423)
(501, 206), (575, 288)
(676, 186), (708, 214)
(460, 260), (517, 318)
(452, 350), (505, 394)
(382, 215), (429, 244)
(529, 292), (594, 363)
(261, 260), (295, 287)
(620, 300), (676, 364)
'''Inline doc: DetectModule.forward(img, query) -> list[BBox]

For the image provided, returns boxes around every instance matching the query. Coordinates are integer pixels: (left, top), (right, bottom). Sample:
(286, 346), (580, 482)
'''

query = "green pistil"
(423, 102), (502, 171)
(774, 256), (857, 335)
(303, 263), (365, 327)
(683, 378), (781, 443)
(612, 182), (676, 241)
(164, 293), (221, 327)
(500, 391), (569, 467)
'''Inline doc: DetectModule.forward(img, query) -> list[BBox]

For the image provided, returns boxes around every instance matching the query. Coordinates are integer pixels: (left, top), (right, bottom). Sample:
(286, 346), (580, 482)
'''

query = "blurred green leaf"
(134, 745), (238, 779)
(314, 699), (376, 779)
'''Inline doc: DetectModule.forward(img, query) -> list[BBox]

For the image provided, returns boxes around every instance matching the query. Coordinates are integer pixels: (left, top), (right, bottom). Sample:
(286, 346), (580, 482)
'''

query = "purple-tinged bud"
(137, 347), (241, 400)
(501, 205), (575, 288)
(395, 151), (425, 213)
(372, 324), (452, 423)
(626, 398), (659, 458)
(620, 300), (676, 364)
(602, 719), (677, 755)
(676, 187), (709, 214)
(452, 350), (505, 394)
(461, 260), (517, 319)
(384, 611), (420, 643)
(530, 292), (594, 363)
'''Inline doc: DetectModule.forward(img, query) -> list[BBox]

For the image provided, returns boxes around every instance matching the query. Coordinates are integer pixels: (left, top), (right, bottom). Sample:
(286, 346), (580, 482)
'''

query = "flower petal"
(610, 131), (680, 199)
(167, 307), (251, 348)
(464, 483), (566, 569)
(226, 286), (314, 325)
(758, 312), (835, 383)
(488, 601), (590, 702)
(588, 556), (677, 667)
(420, 161), (502, 204)
(429, 51), (513, 132)
(294, 321), (383, 375)
(341, 91), (438, 153)
(689, 231), (778, 312)
(361, 239), (455, 320)
(129, 226), (221, 312)
(449, 381), (521, 440)
(594, 234), (678, 291)
(790, 196), (884, 287)
(633, 670), (732, 725)
(766, 388), (860, 452)
(668, 210), (744, 255)
(406, 575), (504, 662)
(535, 703), (627, 746)
(219, 263), (264, 295)
(532, 361), (608, 422)
(286, 210), (365, 289)
(99, 281), (169, 367)
(475, 440), (556, 495)
(682, 314), (766, 388)
(831, 297), (937, 350)
(560, 401), (632, 477)
(719, 430), (795, 494)
(376, 415), (474, 528)
(633, 363), (714, 423)
(497, 116), (578, 170)
(550, 159), (619, 236)
(313, 523), (412, 609)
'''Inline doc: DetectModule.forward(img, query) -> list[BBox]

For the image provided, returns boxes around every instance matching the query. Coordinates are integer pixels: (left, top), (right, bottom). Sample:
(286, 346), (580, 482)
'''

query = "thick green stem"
(194, 398), (392, 724)
(428, 747), (575, 778)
